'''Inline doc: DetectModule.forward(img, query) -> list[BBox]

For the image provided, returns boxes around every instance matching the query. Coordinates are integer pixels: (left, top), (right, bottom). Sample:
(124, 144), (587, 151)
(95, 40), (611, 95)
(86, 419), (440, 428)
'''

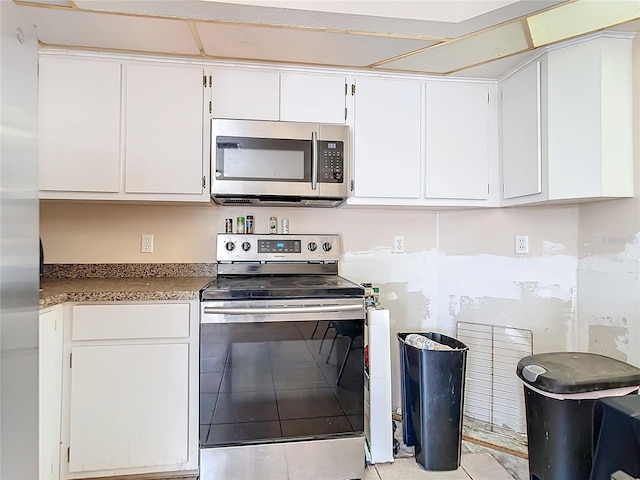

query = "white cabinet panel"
(546, 37), (633, 199)
(39, 58), (121, 193)
(425, 81), (491, 200)
(125, 64), (204, 195)
(352, 77), (422, 199)
(501, 61), (542, 200)
(39, 306), (64, 480)
(71, 303), (190, 340)
(280, 72), (346, 124)
(211, 68), (280, 120)
(68, 343), (189, 473)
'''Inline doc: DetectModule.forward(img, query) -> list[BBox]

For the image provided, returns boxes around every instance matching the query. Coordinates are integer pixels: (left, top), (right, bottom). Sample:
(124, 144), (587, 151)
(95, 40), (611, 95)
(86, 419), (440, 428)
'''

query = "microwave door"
(212, 134), (318, 198)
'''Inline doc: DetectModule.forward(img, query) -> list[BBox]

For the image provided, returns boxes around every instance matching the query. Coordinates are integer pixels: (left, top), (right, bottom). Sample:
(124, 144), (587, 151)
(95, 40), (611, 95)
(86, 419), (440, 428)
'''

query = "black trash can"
(516, 352), (640, 480)
(398, 332), (468, 471)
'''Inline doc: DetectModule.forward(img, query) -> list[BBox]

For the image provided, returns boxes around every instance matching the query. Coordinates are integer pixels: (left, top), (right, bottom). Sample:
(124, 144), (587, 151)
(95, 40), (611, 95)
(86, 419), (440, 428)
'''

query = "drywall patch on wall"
(577, 235), (640, 366)
(343, 247), (579, 406)
(437, 253), (578, 336)
(542, 240), (567, 254)
(588, 318), (629, 362)
(453, 293), (572, 353)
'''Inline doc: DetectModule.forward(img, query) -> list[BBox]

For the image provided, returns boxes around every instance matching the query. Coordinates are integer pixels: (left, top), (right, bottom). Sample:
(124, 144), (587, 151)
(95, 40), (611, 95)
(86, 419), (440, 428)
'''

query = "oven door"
(199, 297), (364, 449)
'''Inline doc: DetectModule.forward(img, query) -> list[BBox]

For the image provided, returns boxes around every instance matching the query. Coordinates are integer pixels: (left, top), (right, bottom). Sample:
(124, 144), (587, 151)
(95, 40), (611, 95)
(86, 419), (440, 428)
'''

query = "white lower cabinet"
(40, 305), (65, 480)
(56, 301), (199, 479)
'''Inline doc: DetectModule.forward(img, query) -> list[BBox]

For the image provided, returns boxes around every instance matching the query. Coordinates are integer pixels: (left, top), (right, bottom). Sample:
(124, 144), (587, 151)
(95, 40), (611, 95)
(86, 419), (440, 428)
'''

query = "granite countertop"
(39, 263), (215, 309)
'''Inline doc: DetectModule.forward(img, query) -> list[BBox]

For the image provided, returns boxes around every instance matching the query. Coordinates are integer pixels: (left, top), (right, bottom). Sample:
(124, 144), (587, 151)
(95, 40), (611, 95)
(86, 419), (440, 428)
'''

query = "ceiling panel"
(29, 8), (201, 55)
(375, 20), (530, 74)
(199, 0), (521, 23)
(450, 49), (538, 78)
(196, 21), (439, 67)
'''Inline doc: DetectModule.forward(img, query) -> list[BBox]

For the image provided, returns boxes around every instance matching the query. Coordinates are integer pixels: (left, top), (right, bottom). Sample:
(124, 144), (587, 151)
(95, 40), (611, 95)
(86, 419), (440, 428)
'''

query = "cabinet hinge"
(351, 84), (356, 96)
(344, 83), (347, 95)
(202, 176), (206, 189)
(203, 75), (206, 87)
(209, 101), (212, 114)
(488, 92), (490, 103)
(344, 107), (347, 121)
(67, 447), (70, 463)
(488, 184), (490, 194)
(69, 352), (72, 368)
(350, 179), (355, 192)
(209, 75), (212, 87)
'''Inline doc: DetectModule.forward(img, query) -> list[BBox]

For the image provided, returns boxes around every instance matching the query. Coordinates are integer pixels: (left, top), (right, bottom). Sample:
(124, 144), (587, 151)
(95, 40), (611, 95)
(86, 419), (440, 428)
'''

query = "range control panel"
(216, 234), (341, 262)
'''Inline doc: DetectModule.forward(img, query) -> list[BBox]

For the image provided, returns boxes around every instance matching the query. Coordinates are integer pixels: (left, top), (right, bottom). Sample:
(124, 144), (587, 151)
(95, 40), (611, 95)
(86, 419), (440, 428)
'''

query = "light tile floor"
(364, 442), (530, 480)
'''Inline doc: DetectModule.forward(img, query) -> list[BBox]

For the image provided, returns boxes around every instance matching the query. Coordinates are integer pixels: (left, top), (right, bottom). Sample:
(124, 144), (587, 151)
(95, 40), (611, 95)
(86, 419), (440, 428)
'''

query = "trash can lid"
(516, 352), (640, 394)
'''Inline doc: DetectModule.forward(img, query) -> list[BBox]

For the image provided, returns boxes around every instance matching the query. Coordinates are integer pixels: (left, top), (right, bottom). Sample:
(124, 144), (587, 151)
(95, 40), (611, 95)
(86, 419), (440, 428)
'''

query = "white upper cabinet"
(501, 34), (634, 206)
(424, 80), (494, 200)
(501, 60), (542, 200)
(124, 64), (205, 195)
(350, 76), (422, 200)
(280, 72), (346, 124)
(210, 67), (280, 121)
(38, 55), (210, 203)
(349, 77), (498, 207)
(210, 67), (346, 123)
(546, 36), (633, 200)
(39, 57), (121, 193)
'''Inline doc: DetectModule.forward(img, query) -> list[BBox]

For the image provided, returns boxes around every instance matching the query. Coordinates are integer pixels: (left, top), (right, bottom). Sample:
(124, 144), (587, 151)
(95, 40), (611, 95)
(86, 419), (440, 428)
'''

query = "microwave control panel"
(319, 141), (344, 183)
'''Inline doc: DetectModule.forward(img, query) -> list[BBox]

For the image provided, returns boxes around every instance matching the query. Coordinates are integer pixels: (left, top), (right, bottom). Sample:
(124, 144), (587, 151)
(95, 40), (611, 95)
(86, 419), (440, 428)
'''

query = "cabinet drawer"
(72, 303), (190, 340)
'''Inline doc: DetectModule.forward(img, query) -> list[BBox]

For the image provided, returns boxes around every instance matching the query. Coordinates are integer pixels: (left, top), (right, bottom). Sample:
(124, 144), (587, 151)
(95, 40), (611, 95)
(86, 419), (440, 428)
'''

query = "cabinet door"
(353, 77), (422, 199)
(39, 57), (121, 193)
(501, 61), (542, 200)
(39, 307), (64, 480)
(124, 64), (205, 195)
(280, 72), (346, 124)
(211, 68), (279, 120)
(67, 343), (189, 475)
(425, 81), (491, 200)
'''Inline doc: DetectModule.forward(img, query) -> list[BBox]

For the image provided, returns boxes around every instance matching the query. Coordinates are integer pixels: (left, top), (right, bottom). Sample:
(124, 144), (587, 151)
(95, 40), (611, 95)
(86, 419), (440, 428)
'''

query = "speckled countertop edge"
(40, 263), (216, 308)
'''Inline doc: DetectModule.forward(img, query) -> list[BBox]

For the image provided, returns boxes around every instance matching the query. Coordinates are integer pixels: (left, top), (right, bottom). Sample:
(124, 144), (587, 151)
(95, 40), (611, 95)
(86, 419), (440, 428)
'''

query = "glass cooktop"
(200, 274), (364, 300)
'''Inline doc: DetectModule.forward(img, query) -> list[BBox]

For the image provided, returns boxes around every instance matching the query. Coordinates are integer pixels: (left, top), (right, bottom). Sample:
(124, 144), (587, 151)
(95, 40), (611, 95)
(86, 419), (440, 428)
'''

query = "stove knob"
(242, 241), (251, 251)
(225, 241), (235, 251)
(307, 242), (317, 252)
(322, 242), (332, 252)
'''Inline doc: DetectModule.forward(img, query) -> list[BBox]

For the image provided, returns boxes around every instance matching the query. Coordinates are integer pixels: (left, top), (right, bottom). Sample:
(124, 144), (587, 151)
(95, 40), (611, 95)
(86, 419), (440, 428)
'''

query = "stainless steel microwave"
(210, 119), (349, 207)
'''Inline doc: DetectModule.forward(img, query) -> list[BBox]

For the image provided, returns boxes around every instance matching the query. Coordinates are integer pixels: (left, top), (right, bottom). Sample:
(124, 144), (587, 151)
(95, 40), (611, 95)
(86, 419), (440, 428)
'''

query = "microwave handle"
(311, 131), (318, 190)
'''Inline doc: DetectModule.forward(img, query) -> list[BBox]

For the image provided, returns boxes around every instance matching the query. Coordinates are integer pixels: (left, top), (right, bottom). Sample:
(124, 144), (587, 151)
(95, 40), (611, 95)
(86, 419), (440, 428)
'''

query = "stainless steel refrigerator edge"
(0, 3), (40, 478)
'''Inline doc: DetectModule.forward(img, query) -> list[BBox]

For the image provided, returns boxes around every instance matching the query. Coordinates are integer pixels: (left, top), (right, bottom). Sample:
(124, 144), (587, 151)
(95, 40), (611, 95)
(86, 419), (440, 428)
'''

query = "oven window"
(200, 320), (364, 447)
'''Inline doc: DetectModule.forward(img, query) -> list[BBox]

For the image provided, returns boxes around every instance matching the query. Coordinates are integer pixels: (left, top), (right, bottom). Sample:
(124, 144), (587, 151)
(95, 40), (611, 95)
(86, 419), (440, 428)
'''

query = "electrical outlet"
(141, 234), (154, 253)
(393, 235), (405, 253)
(515, 235), (529, 254)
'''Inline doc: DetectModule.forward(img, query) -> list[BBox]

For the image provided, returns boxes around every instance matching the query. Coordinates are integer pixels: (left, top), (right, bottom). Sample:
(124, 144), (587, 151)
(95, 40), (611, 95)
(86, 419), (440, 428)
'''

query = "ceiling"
(14, 0), (640, 79)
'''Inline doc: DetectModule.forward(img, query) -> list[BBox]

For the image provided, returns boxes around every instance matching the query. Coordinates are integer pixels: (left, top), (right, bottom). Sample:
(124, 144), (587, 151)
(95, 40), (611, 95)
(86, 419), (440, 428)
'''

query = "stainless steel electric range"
(199, 233), (365, 480)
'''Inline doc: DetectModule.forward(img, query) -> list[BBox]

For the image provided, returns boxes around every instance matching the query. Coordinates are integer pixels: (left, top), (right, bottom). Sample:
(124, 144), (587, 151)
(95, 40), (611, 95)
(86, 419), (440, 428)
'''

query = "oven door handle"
(202, 304), (362, 315)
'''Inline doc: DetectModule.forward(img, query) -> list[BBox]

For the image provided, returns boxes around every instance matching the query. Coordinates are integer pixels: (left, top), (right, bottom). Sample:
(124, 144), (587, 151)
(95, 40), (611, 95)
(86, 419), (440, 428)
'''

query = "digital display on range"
(258, 239), (301, 253)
